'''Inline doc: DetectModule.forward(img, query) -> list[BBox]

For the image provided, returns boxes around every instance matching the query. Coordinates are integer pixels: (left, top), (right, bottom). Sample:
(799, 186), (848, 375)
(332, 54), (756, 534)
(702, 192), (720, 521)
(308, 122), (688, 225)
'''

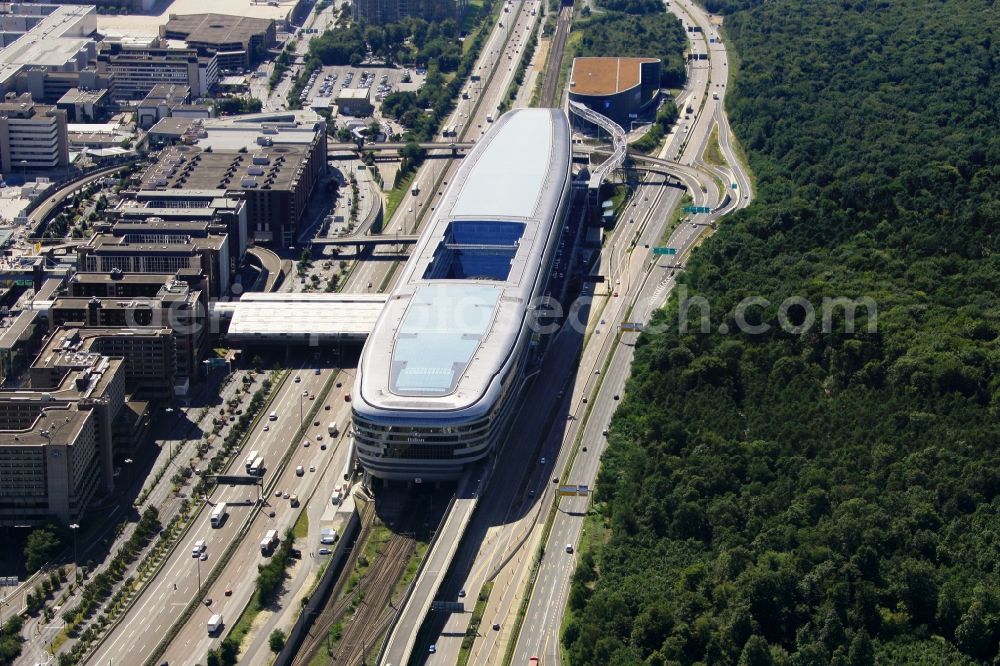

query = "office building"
(0, 353), (124, 525)
(36, 325), (178, 401)
(136, 83), (189, 129)
(0, 4), (102, 102)
(96, 39), (218, 101)
(138, 112), (326, 246)
(48, 281), (209, 386)
(160, 14), (276, 71)
(336, 88), (372, 117)
(110, 189), (248, 262)
(56, 87), (109, 122)
(77, 230), (230, 297)
(0, 92), (69, 172)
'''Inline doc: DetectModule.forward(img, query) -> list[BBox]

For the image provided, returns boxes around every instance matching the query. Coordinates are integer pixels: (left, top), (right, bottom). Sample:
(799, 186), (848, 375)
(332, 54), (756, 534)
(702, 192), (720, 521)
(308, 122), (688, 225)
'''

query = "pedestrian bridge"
(216, 293), (388, 344)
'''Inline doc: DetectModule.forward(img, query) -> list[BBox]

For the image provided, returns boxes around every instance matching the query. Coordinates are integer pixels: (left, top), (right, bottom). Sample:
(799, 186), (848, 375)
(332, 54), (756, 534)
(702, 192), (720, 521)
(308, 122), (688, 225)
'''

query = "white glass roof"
(451, 110), (553, 219)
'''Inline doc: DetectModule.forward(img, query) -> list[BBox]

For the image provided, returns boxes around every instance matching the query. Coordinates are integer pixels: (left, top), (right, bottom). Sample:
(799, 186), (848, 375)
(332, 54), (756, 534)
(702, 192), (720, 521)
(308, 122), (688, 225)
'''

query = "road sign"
(0, 576), (18, 586)
(682, 205), (697, 213)
(431, 601), (465, 612)
(653, 247), (677, 256)
(731, 183), (738, 189)
(577, 485), (589, 495)
(582, 275), (605, 283)
(214, 475), (260, 486)
(620, 323), (644, 332)
(558, 485), (578, 497)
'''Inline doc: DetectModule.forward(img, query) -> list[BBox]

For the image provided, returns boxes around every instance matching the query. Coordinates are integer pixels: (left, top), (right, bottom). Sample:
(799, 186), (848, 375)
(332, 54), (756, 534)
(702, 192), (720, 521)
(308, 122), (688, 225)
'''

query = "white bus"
(249, 456), (265, 476)
(244, 450), (260, 474)
(210, 502), (228, 528)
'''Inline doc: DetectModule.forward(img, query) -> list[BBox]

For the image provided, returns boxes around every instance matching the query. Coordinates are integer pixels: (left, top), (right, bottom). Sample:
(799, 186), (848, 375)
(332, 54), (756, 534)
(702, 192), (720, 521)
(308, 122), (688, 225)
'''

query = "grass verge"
(703, 125), (725, 167)
(457, 581), (495, 666)
(292, 508), (309, 540)
(384, 171), (415, 224)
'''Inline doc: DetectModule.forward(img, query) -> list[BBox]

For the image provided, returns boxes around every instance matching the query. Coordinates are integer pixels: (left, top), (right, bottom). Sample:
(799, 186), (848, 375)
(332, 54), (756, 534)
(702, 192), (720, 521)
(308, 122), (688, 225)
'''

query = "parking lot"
(302, 65), (426, 110)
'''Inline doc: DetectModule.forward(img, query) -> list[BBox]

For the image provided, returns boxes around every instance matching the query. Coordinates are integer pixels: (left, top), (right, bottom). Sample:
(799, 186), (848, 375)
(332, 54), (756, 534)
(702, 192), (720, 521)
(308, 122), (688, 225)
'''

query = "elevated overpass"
(328, 141), (475, 155)
(215, 292), (388, 343)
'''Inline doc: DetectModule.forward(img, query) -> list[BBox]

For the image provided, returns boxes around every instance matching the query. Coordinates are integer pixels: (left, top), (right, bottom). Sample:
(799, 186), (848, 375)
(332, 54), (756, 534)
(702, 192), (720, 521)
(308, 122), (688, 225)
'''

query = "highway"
(508, 1), (753, 663)
(158, 368), (357, 666)
(84, 365), (338, 665)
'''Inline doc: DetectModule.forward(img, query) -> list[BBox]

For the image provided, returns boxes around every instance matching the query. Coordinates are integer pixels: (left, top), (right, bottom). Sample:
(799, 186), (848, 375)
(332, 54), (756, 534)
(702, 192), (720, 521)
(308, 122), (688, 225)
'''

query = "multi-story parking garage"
(351, 109), (572, 481)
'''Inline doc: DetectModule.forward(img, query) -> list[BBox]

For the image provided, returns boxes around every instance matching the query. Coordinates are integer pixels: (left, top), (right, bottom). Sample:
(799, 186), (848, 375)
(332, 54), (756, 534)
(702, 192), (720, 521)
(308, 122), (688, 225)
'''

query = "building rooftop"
(139, 144), (310, 192)
(57, 88), (108, 105)
(139, 83), (190, 108)
(148, 116), (197, 138)
(570, 57), (660, 96)
(0, 4), (96, 70)
(337, 87), (371, 101)
(161, 13), (273, 45)
(357, 109), (571, 413)
(85, 231), (226, 254)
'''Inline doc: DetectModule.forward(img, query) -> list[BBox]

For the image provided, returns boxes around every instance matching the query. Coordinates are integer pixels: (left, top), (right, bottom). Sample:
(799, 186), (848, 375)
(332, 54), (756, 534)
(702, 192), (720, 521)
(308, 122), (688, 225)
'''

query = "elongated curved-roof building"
(353, 108), (572, 481)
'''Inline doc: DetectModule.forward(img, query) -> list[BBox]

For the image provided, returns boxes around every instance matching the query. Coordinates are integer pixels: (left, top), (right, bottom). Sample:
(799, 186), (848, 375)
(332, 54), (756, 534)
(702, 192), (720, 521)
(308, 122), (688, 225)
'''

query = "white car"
(295, 465), (304, 476)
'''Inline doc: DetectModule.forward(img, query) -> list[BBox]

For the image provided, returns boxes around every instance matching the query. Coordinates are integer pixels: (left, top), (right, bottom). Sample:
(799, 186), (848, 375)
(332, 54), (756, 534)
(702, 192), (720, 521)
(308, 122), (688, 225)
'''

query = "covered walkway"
(218, 292), (388, 343)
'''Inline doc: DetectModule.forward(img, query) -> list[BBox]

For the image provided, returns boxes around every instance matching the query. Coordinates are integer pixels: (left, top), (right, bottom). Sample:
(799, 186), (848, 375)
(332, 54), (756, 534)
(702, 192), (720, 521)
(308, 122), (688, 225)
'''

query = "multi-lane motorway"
(509, 1), (752, 663)
(85, 365), (357, 666)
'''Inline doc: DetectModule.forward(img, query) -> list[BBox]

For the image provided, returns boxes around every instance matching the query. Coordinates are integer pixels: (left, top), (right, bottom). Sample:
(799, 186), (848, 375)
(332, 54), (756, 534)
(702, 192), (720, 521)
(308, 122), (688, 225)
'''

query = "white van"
(269, 410), (277, 421)
(192, 539), (206, 557)
(207, 613), (223, 635)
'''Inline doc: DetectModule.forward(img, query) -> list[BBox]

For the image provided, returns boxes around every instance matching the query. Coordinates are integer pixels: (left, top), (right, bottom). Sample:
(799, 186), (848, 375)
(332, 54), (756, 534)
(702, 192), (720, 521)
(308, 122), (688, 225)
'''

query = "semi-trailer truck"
(210, 502), (228, 528)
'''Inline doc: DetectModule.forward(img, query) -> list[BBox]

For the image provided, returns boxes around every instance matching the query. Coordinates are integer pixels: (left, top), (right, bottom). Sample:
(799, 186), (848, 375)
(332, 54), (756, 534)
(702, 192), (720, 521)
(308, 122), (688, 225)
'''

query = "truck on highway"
(248, 455), (265, 476)
(269, 410), (278, 421)
(207, 614), (224, 636)
(328, 422), (339, 437)
(210, 502), (228, 528)
(260, 529), (279, 554)
(192, 539), (206, 557)
(321, 528), (338, 544)
(244, 450), (259, 474)
(330, 484), (345, 505)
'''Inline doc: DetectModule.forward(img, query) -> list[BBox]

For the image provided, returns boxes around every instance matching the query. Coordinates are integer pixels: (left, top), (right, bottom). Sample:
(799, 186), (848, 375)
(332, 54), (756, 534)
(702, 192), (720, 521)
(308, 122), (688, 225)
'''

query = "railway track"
(292, 501), (377, 666)
(332, 533), (416, 664)
(539, 6), (573, 108)
(293, 498), (424, 666)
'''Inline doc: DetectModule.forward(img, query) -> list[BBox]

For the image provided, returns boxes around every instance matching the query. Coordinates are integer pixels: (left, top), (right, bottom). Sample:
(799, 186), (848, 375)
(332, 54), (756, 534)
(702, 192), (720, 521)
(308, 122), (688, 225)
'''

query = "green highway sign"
(683, 205), (711, 214)
(653, 247), (677, 256)
(731, 183), (738, 189)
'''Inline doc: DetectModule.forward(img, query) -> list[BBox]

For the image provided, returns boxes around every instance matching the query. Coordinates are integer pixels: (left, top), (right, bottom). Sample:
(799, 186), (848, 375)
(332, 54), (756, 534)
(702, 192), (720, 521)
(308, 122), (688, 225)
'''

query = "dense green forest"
(565, 0), (1000, 664)
(576, 12), (688, 88)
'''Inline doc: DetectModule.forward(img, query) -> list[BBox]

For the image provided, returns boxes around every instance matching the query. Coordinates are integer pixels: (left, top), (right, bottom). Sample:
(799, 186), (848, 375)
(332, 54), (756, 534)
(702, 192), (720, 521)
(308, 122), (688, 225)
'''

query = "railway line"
(293, 496), (432, 666)
(539, 6), (573, 107)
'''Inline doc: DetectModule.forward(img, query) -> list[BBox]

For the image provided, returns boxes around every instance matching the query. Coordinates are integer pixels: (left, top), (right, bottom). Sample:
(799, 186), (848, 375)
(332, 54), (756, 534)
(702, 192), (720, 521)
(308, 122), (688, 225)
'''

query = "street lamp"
(69, 523), (80, 585)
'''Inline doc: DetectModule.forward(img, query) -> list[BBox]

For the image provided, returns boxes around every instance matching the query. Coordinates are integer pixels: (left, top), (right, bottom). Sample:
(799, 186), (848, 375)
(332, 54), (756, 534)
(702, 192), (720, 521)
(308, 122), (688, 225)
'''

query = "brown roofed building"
(568, 57), (661, 130)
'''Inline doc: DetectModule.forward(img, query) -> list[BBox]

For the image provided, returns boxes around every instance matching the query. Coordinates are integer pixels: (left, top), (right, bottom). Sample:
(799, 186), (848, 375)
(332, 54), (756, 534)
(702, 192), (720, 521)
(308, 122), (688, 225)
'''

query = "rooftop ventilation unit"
(240, 178), (258, 188)
(251, 154), (269, 165)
